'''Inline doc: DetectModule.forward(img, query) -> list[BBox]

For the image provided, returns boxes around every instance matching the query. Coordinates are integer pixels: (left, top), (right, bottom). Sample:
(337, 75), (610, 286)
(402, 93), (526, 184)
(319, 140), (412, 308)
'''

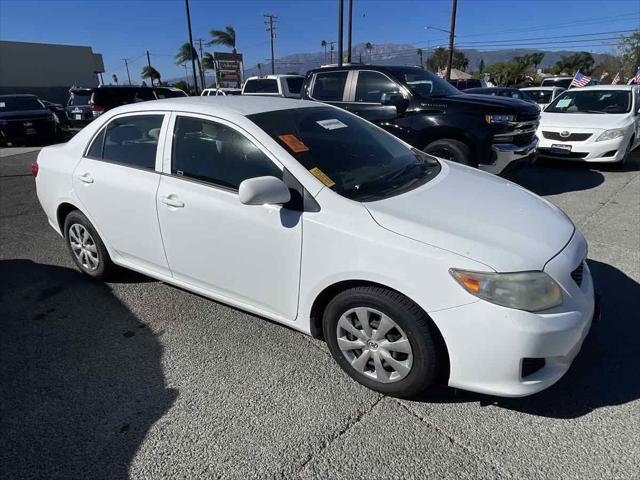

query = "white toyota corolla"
(34, 97), (596, 398)
(537, 85), (640, 165)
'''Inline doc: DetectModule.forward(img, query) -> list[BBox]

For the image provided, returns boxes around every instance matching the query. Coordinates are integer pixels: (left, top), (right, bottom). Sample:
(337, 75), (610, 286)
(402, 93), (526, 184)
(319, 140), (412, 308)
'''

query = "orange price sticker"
(278, 134), (310, 153)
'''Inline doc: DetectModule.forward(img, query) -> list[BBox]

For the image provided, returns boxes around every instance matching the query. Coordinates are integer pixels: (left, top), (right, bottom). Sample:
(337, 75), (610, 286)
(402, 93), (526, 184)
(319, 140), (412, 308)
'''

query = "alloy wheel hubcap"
(336, 307), (413, 383)
(69, 223), (99, 271)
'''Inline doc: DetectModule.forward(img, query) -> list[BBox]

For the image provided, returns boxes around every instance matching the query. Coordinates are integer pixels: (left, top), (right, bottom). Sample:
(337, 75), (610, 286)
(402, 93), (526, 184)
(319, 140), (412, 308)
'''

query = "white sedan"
(34, 97), (595, 398)
(537, 85), (640, 165)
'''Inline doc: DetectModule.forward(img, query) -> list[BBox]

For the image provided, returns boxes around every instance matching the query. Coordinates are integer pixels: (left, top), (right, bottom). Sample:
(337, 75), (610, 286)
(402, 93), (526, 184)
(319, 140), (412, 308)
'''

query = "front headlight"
(596, 128), (625, 142)
(449, 269), (563, 312)
(485, 114), (516, 124)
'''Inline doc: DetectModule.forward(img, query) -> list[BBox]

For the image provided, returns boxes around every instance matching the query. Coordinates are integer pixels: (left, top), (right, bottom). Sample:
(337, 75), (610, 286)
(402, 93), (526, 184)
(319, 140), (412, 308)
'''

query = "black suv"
(67, 85), (188, 127)
(301, 66), (540, 174)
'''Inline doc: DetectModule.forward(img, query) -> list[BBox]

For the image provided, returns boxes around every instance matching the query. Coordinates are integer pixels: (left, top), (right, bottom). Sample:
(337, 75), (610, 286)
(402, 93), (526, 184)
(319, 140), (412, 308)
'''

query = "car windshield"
(0, 96), (45, 111)
(542, 78), (573, 89)
(525, 90), (554, 104)
(248, 107), (441, 202)
(388, 67), (461, 98)
(546, 90), (631, 114)
(244, 79), (279, 94)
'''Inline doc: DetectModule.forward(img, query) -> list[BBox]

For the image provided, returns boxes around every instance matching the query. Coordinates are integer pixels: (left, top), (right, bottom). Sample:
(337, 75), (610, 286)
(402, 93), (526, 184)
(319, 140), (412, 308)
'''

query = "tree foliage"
(552, 51), (594, 75)
(141, 65), (161, 86)
(208, 25), (237, 53)
(618, 30), (640, 80)
(426, 47), (469, 71)
(485, 54), (543, 86)
(175, 42), (198, 64)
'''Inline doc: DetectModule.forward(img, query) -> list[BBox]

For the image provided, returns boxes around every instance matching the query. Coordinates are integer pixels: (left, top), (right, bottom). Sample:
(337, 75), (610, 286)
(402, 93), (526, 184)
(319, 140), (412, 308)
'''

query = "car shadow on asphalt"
(0, 259), (177, 480)
(415, 259), (640, 419)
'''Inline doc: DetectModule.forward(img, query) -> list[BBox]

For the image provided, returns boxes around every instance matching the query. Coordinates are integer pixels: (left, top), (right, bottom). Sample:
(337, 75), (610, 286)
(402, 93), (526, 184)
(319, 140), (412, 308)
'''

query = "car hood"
(365, 162), (574, 272)
(541, 112), (631, 130)
(441, 93), (540, 114)
(0, 110), (50, 120)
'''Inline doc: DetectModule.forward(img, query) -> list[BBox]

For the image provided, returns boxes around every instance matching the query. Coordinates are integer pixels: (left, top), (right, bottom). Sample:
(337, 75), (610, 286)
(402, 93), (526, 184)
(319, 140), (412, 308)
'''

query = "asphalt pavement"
(1, 147), (639, 479)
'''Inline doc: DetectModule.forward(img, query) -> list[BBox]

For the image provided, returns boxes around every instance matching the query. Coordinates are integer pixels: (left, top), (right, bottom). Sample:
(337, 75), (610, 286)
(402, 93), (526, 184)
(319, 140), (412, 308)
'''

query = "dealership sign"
(213, 52), (243, 88)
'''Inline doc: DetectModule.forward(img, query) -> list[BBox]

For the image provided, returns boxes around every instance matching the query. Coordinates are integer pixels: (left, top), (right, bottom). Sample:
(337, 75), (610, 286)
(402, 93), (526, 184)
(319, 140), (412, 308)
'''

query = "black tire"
(323, 286), (442, 398)
(423, 139), (473, 167)
(63, 210), (115, 280)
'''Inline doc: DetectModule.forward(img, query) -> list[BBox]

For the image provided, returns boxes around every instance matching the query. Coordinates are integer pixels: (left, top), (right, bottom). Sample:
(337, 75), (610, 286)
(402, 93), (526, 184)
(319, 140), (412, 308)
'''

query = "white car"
(201, 88), (242, 97)
(34, 97), (595, 398)
(242, 75), (304, 99)
(537, 85), (640, 164)
(520, 87), (565, 110)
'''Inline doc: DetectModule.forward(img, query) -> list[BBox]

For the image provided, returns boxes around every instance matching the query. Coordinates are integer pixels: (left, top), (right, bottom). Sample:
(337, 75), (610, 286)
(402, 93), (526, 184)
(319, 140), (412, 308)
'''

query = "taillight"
(31, 161), (39, 177)
(91, 105), (105, 116)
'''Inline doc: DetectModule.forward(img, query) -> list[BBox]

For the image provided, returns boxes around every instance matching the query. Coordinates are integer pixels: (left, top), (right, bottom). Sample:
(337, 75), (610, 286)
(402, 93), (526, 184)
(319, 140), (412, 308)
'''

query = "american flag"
(611, 72), (620, 85)
(437, 68), (445, 78)
(570, 71), (592, 88)
(634, 66), (640, 84)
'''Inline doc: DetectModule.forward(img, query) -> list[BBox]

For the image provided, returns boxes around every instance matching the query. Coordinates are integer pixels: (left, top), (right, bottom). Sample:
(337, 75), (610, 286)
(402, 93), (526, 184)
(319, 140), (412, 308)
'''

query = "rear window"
(311, 71), (348, 101)
(0, 96), (45, 111)
(69, 93), (90, 106)
(541, 78), (573, 89)
(155, 88), (187, 99)
(243, 79), (279, 94)
(285, 77), (304, 94)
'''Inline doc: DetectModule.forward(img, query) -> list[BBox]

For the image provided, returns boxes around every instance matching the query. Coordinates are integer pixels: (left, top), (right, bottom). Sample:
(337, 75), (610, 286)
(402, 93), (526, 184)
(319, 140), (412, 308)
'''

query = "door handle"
(79, 173), (94, 184)
(160, 195), (185, 208)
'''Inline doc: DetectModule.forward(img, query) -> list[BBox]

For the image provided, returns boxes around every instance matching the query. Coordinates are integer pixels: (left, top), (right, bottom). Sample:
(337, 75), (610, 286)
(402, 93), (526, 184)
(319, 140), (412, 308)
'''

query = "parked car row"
(0, 94), (61, 146)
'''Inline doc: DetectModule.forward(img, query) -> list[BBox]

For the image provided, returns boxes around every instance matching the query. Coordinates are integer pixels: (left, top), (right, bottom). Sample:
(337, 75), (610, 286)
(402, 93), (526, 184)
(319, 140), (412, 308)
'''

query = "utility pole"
(346, 0), (353, 63)
(122, 58), (132, 85)
(264, 14), (277, 74)
(446, 0), (458, 81)
(329, 41), (335, 64)
(337, 0), (344, 67)
(196, 38), (206, 88)
(146, 50), (153, 86)
(184, 0), (199, 94)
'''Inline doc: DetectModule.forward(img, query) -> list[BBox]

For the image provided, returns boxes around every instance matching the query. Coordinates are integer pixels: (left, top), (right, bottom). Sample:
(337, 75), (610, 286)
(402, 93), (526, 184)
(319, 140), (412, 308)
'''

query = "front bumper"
(537, 133), (627, 163)
(431, 230), (595, 397)
(481, 137), (538, 175)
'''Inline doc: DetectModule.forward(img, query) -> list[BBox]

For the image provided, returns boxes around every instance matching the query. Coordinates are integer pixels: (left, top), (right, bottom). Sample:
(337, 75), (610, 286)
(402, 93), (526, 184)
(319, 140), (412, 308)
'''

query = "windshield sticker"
(309, 167), (335, 187)
(278, 134), (309, 153)
(0, 102), (5, 108)
(556, 98), (572, 108)
(316, 119), (347, 130)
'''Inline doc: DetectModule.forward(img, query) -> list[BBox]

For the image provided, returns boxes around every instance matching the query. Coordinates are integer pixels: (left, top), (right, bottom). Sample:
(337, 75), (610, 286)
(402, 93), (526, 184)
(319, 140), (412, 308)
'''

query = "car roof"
(0, 93), (38, 98)
(307, 64), (424, 75)
(572, 85), (636, 91)
(245, 74), (304, 80)
(521, 87), (563, 91)
(110, 96), (323, 116)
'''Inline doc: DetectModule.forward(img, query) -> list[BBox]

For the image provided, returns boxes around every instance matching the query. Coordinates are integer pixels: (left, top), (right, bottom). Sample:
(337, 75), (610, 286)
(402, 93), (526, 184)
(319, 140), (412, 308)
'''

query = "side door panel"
(72, 112), (170, 276)
(156, 113), (302, 320)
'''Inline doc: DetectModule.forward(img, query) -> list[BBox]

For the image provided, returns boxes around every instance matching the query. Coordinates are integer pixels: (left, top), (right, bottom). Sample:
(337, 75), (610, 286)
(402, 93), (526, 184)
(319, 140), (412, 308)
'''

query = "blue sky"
(1, 0), (638, 82)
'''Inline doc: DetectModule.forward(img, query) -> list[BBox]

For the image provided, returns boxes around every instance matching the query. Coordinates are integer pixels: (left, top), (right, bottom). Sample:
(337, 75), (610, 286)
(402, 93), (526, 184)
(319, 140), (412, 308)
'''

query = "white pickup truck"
(242, 75), (304, 99)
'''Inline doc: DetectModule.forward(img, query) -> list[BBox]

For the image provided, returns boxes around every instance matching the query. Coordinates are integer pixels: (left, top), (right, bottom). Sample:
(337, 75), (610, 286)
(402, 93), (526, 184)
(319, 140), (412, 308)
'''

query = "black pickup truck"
(301, 65), (540, 174)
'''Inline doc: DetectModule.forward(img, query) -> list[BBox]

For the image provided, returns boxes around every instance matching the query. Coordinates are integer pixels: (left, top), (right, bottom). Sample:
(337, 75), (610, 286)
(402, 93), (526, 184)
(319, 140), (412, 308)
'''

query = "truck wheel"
(423, 139), (473, 166)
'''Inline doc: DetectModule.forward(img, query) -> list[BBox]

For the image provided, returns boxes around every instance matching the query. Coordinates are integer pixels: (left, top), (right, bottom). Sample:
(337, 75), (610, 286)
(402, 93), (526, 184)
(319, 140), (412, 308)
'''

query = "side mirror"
(381, 92), (409, 112)
(239, 176), (291, 206)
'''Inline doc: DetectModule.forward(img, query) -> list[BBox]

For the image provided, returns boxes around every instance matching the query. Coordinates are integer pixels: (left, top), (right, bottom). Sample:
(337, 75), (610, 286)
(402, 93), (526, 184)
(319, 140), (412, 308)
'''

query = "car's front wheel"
(64, 210), (114, 280)
(323, 286), (442, 398)
(423, 139), (474, 167)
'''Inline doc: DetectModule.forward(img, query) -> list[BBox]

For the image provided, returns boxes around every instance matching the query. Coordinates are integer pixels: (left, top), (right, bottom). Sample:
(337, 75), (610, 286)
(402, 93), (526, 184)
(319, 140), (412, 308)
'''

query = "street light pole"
(346, 0), (353, 63)
(122, 58), (132, 85)
(337, 0), (344, 67)
(446, 0), (458, 80)
(184, 0), (199, 95)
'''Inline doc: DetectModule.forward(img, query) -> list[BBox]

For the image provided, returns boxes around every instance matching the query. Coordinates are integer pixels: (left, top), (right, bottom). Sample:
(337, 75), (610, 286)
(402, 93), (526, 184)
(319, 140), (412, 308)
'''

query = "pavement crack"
(578, 173), (640, 230)
(292, 395), (383, 477)
(395, 399), (515, 479)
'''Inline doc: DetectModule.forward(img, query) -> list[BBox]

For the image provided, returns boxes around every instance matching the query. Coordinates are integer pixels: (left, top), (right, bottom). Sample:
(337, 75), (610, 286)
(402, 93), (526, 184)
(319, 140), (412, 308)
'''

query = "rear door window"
(311, 71), (348, 101)
(101, 115), (164, 169)
(243, 79), (279, 94)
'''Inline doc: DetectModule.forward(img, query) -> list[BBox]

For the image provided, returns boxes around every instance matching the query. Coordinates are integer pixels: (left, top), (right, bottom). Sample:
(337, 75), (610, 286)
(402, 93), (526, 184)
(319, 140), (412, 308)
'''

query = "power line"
(451, 29), (637, 46)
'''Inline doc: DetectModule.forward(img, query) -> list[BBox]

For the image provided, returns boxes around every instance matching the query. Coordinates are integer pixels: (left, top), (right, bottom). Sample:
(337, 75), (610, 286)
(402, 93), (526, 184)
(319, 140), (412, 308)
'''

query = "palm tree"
(365, 42), (373, 63)
(208, 25), (237, 53)
(176, 42), (202, 90)
(321, 40), (328, 63)
(141, 65), (161, 86)
(201, 52), (215, 87)
(417, 48), (424, 67)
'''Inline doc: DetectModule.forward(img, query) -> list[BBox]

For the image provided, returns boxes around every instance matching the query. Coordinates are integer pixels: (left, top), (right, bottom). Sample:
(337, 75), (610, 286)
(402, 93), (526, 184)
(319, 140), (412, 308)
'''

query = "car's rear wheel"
(423, 139), (473, 167)
(64, 210), (114, 280)
(323, 286), (441, 398)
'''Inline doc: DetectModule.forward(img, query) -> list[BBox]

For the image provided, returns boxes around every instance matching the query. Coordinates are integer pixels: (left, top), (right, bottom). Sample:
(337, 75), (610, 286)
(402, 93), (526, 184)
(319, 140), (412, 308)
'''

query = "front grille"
(542, 131), (592, 142)
(518, 113), (540, 122)
(571, 262), (584, 286)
